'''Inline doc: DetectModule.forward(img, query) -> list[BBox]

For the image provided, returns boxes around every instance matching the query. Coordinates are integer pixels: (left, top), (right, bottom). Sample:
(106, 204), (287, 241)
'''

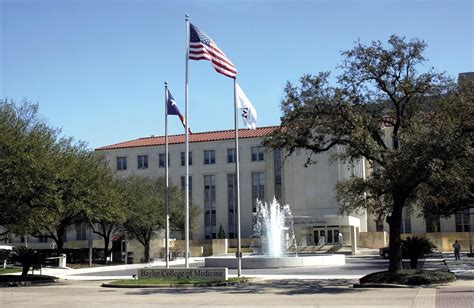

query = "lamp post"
(469, 225), (473, 257)
(88, 229), (93, 267)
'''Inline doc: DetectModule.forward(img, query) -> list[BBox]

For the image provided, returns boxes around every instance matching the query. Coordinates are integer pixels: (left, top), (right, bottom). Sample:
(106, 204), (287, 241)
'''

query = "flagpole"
(184, 13), (190, 268)
(234, 78), (242, 277)
(164, 81), (170, 269)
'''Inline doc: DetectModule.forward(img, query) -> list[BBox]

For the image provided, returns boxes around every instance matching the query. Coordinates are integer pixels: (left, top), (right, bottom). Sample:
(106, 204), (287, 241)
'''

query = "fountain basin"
(205, 254), (345, 269)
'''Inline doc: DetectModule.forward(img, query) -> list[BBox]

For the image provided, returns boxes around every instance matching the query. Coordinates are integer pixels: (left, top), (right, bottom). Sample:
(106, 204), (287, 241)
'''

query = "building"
(94, 127), (363, 249)
(9, 125), (472, 256)
(95, 125), (472, 252)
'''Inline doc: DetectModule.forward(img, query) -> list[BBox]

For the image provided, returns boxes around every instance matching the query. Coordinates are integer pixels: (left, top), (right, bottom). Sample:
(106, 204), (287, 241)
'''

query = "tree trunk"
(103, 235), (110, 264)
(387, 196), (405, 273)
(56, 226), (66, 253)
(21, 264), (30, 276)
(101, 224), (112, 264)
(143, 239), (150, 263)
(410, 257), (418, 269)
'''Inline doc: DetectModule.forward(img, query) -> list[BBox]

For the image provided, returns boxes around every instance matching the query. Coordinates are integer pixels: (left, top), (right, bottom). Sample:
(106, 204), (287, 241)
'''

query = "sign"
(293, 217), (327, 226)
(138, 268), (228, 281)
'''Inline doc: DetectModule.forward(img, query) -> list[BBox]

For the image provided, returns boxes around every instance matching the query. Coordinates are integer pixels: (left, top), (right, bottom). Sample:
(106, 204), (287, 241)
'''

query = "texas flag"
(167, 89), (190, 133)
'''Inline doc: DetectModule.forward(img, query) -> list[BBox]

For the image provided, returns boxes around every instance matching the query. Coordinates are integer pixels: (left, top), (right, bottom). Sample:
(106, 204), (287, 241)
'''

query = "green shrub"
(217, 224), (226, 239)
(8, 246), (43, 276)
(402, 236), (436, 269)
(360, 270), (455, 285)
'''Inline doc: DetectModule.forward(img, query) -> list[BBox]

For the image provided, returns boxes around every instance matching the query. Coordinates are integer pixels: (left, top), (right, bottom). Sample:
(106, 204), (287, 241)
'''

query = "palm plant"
(8, 246), (42, 276)
(402, 236), (436, 269)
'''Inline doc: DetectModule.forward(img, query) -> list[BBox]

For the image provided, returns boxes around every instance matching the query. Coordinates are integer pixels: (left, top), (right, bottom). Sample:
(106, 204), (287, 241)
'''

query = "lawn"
(0, 267), (21, 274)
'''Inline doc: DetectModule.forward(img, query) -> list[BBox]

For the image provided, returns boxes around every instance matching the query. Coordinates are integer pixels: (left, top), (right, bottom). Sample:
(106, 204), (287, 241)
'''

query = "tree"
(414, 78), (474, 217)
(217, 224), (226, 239)
(121, 176), (199, 262)
(85, 159), (127, 264)
(121, 176), (166, 262)
(264, 35), (473, 272)
(0, 100), (59, 237)
(31, 141), (105, 252)
(402, 236), (436, 269)
(168, 187), (201, 241)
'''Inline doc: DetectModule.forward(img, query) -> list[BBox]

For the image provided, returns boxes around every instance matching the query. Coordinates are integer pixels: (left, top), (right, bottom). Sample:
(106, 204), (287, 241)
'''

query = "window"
(251, 146), (264, 161)
(180, 176), (193, 201)
(76, 223), (88, 241)
(204, 175), (216, 239)
(159, 153), (170, 168)
(425, 214), (441, 233)
(252, 172), (265, 212)
(375, 220), (384, 232)
(401, 208), (412, 234)
(273, 149), (282, 201)
(137, 155), (148, 169)
(116, 157), (127, 170)
(227, 148), (236, 163)
(227, 173), (236, 239)
(204, 150), (215, 165)
(180, 151), (192, 166)
(38, 235), (48, 243)
(455, 209), (470, 232)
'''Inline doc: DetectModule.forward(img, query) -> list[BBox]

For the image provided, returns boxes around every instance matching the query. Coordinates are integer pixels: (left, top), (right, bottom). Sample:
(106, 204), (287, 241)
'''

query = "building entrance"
(313, 226), (339, 245)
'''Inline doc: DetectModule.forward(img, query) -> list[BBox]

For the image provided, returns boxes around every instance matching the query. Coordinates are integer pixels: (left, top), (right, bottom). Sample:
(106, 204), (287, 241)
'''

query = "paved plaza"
(1, 255), (473, 307)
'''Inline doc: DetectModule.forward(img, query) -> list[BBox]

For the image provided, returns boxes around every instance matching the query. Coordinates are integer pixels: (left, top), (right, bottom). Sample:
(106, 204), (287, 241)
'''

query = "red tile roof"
(95, 126), (280, 151)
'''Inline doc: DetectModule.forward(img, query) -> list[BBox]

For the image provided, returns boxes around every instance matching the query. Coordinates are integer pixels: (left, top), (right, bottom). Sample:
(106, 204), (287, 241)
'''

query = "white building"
(9, 126), (472, 255)
(95, 126), (365, 247)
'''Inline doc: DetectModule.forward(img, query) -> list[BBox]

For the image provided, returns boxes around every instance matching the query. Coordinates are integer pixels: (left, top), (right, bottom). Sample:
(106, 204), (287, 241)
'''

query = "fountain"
(252, 198), (295, 257)
(204, 198), (345, 269)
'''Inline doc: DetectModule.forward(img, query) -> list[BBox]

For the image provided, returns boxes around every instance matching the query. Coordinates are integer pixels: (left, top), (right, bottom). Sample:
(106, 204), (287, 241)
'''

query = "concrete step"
(228, 247), (253, 253)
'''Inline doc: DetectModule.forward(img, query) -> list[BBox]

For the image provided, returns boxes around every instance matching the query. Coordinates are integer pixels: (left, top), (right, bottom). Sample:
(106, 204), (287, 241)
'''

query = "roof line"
(95, 125), (280, 151)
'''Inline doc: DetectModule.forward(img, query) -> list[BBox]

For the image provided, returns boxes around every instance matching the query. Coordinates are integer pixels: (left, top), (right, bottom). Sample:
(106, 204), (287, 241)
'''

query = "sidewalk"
(4, 256), (473, 307)
(442, 252), (474, 279)
(40, 257), (205, 281)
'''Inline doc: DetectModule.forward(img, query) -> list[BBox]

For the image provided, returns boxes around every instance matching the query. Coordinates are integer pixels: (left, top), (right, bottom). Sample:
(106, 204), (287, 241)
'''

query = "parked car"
(379, 246), (419, 259)
(0, 245), (14, 268)
(379, 247), (406, 258)
(379, 247), (390, 258)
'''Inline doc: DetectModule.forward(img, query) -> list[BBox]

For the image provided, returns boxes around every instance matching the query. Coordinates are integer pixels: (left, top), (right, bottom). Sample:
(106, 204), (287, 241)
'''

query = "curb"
(353, 283), (414, 288)
(1, 279), (59, 288)
(102, 280), (248, 288)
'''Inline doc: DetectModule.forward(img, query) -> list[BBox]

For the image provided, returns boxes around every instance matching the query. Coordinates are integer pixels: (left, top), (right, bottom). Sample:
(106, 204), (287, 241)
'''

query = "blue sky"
(1, 0), (473, 149)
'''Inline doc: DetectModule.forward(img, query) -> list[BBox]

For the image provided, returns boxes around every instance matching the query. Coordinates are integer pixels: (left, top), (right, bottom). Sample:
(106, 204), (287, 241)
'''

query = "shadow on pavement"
(124, 279), (362, 296)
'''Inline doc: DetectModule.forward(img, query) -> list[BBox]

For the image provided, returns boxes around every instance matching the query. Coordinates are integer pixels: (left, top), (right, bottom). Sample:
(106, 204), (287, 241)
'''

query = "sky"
(1, 0), (473, 149)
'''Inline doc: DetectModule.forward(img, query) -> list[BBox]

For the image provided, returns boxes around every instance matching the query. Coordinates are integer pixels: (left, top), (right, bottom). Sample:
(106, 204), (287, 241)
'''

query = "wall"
(359, 231), (474, 252)
(401, 232), (474, 252)
(359, 231), (389, 249)
(100, 137), (274, 241)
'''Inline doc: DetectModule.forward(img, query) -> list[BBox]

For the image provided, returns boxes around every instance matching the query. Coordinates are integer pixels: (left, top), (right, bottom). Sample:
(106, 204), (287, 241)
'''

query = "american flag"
(189, 23), (237, 78)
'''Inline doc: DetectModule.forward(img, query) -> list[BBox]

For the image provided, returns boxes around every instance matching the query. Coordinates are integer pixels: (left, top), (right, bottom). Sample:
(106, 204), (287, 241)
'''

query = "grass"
(360, 270), (456, 286)
(109, 277), (248, 286)
(0, 267), (21, 274)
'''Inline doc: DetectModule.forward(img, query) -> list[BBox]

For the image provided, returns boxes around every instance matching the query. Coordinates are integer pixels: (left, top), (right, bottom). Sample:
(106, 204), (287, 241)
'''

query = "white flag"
(236, 83), (257, 129)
